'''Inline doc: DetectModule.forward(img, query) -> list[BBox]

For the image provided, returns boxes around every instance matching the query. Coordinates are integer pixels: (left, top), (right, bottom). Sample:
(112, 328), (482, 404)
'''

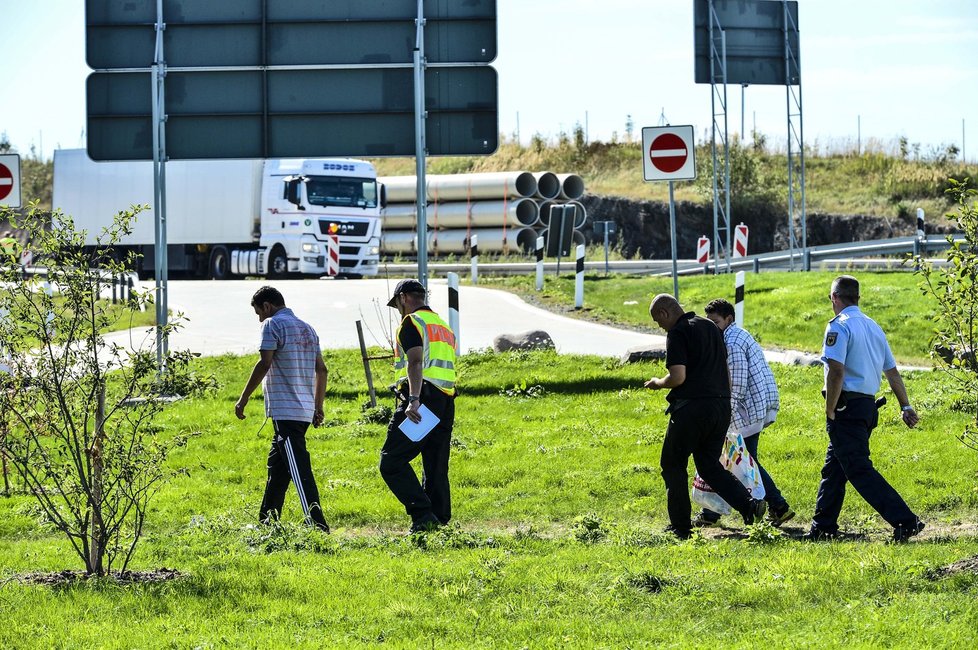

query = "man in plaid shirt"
(695, 299), (794, 527)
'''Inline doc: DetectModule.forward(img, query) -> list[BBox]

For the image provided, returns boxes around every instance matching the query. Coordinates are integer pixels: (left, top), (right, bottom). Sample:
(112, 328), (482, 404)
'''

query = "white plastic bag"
(691, 432), (766, 513)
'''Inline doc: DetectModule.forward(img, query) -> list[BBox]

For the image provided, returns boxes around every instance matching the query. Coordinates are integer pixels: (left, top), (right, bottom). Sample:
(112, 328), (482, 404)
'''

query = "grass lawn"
(481, 269), (937, 366)
(1, 348), (976, 647)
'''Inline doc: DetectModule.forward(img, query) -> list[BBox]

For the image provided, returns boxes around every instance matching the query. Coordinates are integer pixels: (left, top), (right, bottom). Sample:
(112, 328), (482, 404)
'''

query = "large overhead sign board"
(85, 0), (498, 160)
(693, 0), (799, 85)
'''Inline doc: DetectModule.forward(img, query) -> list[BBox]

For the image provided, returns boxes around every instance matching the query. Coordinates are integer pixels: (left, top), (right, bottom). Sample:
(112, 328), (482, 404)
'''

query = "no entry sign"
(0, 155), (22, 208)
(641, 125), (696, 182)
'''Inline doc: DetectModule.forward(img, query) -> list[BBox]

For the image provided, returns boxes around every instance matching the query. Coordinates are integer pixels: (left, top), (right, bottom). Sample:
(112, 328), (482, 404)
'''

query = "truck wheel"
(268, 246), (289, 279)
(209, 246), (231, 280)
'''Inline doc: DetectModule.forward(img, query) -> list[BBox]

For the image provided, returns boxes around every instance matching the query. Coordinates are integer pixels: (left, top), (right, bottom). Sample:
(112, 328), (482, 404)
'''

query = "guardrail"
(380, 234), (966, 278)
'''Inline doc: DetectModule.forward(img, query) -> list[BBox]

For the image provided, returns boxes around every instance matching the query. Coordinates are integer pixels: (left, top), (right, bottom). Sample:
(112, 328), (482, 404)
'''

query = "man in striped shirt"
(695, 298), (794, 527)
(235, 286), (329, 532)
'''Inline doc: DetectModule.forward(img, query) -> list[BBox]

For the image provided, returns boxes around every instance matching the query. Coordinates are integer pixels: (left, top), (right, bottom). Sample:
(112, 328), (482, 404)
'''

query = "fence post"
(734, 271), (745, 326)
(535, 236), (544, 291)
(574, 244), (585, 309)
(447, 272), (460, 355)
(356, 320), (377, 408)
(470, 234), (479, 285)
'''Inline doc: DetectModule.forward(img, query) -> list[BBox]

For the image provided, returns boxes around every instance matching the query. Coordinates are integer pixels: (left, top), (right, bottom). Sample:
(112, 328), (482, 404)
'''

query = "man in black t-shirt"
(644, 294), (766, 539)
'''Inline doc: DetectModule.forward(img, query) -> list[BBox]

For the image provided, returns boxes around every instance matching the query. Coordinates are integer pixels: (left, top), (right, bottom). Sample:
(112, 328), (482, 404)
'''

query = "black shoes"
(743, 499), (767, 525)
(766, 504), (796, 527)
(409, 515), (443, 534)
(801, 527), (838, 542)
(893, 520), (925, 543)
(663, 525), (693, 540)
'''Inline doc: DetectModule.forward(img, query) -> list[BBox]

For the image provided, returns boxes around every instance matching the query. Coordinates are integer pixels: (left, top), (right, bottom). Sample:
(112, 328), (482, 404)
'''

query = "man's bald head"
(649, 293), (684, 331)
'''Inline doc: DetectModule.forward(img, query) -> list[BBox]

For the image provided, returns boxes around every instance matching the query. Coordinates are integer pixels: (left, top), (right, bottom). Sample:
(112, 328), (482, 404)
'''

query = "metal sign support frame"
(784, 0), (808, 270)
(707, 0), (732, 274)
(151, 0), (169, 369)
(414, 0), (429, 289)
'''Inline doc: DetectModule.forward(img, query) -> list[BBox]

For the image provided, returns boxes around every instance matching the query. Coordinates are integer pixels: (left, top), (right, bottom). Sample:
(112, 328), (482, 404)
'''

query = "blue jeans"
(811, 396), (917, 533)
(701, 430), (789, 521)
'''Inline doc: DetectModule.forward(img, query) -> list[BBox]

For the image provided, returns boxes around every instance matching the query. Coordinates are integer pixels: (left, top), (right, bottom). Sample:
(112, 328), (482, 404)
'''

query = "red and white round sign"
(649, 134), (688, 173)
(641, 125), (696, 182)
(0, 163), (13, 201)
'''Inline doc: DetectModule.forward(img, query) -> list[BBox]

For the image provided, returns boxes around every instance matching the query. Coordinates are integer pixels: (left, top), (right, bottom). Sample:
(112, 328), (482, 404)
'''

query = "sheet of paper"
(397, 403), (440, 442)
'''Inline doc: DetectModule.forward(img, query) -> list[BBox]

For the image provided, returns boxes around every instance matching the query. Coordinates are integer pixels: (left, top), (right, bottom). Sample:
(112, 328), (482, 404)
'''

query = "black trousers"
(259, 419), (329, 531)
(660, 398), (753, 532)
(812, 397), (917, 533)
(380, 384), (455, 526)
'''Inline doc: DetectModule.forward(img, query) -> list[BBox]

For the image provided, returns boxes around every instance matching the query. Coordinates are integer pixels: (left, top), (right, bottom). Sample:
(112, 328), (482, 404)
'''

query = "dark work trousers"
(380, 384), (455, 526)
(660, 398), (753, 533)
(812, 397), (917, 533)
(259, 420), (329, 532)
(701, 430), (789, 520)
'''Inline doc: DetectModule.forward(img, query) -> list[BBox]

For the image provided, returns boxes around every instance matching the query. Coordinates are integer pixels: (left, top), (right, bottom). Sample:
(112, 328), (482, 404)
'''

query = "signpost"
(0, 155), (21, 208)
(85, 0), (498, 363)
(642, 125), (696, 299)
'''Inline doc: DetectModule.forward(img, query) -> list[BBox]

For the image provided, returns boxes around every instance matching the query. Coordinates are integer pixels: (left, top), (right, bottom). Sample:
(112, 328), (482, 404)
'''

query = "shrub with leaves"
(0, 203), (204, 575)
(910, 179), (978, 453)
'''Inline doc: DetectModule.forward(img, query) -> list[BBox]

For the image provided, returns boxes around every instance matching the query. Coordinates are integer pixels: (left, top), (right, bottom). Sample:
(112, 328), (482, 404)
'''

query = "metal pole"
(741, 83), (746, 139)
(152, 0), (168, 368)
(604, 226), (610, 275)
(555, 207), (567, 276)
(669, 181), (679, 300)
(413, 0), (428, 290)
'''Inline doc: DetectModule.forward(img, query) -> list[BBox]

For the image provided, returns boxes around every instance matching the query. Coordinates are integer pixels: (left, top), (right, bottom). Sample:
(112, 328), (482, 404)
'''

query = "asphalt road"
(103, 278), (664, 359)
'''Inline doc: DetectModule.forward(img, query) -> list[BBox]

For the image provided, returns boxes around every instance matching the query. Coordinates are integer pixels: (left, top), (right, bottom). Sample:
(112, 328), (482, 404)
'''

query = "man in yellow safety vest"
(381, 278), (457, 533)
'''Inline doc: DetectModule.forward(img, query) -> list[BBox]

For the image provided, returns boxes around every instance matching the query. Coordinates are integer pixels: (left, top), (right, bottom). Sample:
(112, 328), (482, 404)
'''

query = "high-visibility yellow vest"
(394, 309), (456, 395)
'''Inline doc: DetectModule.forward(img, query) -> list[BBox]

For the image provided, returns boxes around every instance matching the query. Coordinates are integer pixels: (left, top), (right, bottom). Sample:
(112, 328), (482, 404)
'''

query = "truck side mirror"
(379, 183), (387, 209)
(283, 176), (305, 210)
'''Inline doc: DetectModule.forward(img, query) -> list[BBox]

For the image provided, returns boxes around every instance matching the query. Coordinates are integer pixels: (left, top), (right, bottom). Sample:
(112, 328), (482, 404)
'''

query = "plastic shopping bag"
(691, 431), (766, 513)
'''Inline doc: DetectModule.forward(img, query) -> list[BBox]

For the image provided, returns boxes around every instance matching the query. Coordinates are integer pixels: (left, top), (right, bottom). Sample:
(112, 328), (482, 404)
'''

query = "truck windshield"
(305, 176), (378, 209)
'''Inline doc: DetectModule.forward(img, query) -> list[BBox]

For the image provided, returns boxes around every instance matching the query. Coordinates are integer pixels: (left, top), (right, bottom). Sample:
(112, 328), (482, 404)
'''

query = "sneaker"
(409, 516), (443, 534)
(892, 520), (925, 543)
(663, 525), (693, 540)
(801, 526), (838, 542)
(766, 505), (796, 527)
(743, 498), (766, 525)
(692, 512), (721, 528)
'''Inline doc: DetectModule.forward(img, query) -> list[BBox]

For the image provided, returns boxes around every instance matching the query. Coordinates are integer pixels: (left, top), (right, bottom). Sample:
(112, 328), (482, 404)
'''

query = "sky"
(1, 0), (977, 162)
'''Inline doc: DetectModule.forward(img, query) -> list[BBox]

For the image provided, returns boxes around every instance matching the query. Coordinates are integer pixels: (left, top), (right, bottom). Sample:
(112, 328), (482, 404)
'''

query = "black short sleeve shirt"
(665, 312), (731, 403)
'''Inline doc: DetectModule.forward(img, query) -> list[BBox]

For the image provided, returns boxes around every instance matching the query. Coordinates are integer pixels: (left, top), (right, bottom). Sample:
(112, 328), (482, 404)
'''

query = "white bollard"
(735, 271), (745, 326)
(696, 236), (710, 272)
(326, 233), (340, 276)
(916, 207), (925, 239)
(447, 272), (460, 355)
(535, 236), (544, 291)
(470, 234), (479, 285)
(574, 244), (585, 310)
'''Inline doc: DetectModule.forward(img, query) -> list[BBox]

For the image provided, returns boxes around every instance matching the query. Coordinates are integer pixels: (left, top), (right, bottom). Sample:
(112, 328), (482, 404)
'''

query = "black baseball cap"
(386, 279), (426, 307)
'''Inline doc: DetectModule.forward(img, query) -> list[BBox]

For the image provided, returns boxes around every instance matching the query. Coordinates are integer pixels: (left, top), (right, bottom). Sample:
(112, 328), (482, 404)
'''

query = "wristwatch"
(901, 404), (914, 412)
(408, 395), (420, 403)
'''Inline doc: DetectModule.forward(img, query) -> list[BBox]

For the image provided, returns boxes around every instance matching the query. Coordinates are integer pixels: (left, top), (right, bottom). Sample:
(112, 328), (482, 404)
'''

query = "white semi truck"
(52, 149), (384, 279)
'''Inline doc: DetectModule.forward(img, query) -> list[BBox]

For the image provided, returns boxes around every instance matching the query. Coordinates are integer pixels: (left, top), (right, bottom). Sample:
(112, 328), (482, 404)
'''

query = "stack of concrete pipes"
(378, 171), (586, 256)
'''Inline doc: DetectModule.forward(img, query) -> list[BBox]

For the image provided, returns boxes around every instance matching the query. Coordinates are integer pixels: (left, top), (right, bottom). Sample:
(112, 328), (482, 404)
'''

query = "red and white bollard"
(325, 233), (340, 276)
(734, 223), (749, 258)
(696, 236), (711, 269)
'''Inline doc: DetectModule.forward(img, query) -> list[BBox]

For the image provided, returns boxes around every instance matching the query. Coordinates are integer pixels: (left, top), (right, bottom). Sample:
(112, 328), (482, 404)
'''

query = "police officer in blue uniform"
(806, 275), (924, 542)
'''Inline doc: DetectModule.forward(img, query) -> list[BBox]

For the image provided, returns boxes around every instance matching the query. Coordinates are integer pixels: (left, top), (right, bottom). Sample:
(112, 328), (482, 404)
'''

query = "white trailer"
(52, 149), (384, 278)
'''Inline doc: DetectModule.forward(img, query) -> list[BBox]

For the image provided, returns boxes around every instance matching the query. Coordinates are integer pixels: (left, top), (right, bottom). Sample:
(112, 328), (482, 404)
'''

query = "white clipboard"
(398, 404), (440, 442)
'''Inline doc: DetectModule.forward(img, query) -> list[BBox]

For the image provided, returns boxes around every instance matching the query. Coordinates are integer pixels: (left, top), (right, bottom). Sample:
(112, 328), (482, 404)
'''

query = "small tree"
(911, 179), (978, 451)
(0, 203), (206, 575)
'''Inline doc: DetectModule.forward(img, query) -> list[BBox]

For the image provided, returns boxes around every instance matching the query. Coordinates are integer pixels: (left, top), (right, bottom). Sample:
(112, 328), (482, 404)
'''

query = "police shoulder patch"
(825, 332), (838, 346)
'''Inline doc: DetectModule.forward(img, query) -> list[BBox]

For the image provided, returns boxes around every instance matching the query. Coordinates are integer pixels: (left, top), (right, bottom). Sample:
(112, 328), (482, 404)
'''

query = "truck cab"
(264, 159), (384, 277)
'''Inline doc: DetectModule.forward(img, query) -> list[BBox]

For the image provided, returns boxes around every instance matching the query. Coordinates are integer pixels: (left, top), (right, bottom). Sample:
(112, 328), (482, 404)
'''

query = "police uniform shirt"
(821, 305), (897, 396)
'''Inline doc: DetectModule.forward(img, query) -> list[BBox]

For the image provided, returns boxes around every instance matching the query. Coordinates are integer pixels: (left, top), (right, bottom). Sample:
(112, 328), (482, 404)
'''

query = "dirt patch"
(928, 555), (978, 580)
(9, 567), (184, 587)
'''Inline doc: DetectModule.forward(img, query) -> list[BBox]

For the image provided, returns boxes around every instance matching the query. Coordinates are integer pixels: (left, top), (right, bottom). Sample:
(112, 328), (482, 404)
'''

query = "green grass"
(482, 269), (937, 366)
(1, 348), (976, 647)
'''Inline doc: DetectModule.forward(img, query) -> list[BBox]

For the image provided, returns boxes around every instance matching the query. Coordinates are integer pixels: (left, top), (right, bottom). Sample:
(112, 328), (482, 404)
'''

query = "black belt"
(841, 391), (875, 400)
